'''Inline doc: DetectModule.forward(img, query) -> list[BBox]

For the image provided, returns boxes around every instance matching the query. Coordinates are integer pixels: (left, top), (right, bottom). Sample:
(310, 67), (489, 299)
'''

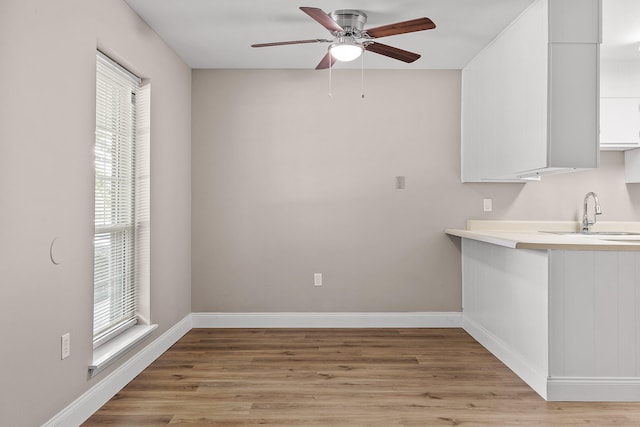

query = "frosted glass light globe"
(330, 42), (363, 62)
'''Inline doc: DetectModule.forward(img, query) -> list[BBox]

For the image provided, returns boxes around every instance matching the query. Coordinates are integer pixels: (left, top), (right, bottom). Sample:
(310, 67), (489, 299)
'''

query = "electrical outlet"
(314, 273), (322, 287)
(483, 198), (493, 212)
(61, 332), (71, 360)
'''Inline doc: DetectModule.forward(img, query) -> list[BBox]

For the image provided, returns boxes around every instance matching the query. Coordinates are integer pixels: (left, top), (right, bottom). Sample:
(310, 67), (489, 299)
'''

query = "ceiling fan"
(251, 7), (436, 69)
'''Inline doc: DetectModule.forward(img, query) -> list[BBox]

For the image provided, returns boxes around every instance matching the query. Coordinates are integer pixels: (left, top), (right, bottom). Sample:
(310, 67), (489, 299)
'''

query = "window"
(93, 52), (144, 348)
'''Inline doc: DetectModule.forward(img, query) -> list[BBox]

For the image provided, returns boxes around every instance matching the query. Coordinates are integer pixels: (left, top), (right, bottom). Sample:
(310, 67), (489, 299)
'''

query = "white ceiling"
(124, 0), (640, 70)
(124, 0), (536, 69)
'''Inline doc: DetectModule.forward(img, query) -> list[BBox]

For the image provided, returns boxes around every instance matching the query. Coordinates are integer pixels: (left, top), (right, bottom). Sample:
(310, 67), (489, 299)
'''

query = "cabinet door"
(600, 97), (640, 150)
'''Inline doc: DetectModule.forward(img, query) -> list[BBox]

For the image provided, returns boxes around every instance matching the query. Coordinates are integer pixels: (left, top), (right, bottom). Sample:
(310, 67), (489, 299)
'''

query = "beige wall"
(191, 69), (640, 313)
(0, 1), (191, 425)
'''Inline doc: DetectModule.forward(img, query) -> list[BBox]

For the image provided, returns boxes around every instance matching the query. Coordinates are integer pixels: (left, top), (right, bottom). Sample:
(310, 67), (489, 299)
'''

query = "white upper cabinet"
(599, 0), (640, 152)
(600, 97), (640, 150)
(600, 59), (640, 151)
(462, 0), (601, 182)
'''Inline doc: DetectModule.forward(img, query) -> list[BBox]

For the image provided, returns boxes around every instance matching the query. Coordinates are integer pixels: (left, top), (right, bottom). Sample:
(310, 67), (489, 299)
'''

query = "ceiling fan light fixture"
(252, 7), (435, 70)
(329, 39), (363, 62)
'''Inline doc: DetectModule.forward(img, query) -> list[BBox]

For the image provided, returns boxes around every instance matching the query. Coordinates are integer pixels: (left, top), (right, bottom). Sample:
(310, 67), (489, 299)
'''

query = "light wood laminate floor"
(83, 328), (640, 426)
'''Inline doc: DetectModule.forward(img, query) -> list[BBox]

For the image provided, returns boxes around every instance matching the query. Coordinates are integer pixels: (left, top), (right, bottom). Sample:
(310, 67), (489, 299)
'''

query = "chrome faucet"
(582, 192), (602, 233)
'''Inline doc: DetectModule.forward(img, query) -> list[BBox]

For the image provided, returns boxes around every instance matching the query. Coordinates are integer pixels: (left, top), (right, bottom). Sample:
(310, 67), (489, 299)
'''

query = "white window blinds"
(94, 52), (141, 347)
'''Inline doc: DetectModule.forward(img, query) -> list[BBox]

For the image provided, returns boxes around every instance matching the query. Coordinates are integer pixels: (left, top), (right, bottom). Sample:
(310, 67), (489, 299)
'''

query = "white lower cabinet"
(462, 239), (640, 401)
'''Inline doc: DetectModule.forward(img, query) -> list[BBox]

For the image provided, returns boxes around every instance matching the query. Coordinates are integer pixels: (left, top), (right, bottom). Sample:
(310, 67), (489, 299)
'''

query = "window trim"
(92, 50), (152, 373)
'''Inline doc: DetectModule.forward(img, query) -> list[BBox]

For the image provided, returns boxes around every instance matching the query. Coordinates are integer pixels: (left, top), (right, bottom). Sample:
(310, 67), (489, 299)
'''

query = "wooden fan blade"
(366, 17), (436, 38)
(365, 42), (421, 63)
(315, 52), (337, 70)
(251, 39), (330, 48)
(300, 7), (343, 33)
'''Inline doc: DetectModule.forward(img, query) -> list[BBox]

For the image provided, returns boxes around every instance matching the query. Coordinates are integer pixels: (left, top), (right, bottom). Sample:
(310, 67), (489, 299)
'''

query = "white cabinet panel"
(462, 239), (549, 396)
(548, 43), (600, 167)
(557, 251), (597, 376)
(548, 0), (601, 43)
(549, 250), (640, 378)
(593, 252), (620, 377)
(600, 97), (640, 150)
(462, 239), (640, 400)
(617, 252), (637, 374)
(462, 0), (548, 181)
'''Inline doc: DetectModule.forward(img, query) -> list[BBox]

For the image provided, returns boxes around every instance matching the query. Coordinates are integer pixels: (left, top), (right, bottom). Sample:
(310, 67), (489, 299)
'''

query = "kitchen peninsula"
(446, 220), (640, 401)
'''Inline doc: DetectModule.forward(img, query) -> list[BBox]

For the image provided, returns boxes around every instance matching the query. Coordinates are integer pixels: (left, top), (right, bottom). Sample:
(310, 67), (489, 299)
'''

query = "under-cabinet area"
(447, 221), (640, 401)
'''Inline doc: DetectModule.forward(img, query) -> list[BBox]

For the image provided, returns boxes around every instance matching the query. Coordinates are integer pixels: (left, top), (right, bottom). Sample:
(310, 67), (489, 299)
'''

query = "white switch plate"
(314, 273), (322, 287)
(61, 332), (71, 359)
(483, 198), (493, 212)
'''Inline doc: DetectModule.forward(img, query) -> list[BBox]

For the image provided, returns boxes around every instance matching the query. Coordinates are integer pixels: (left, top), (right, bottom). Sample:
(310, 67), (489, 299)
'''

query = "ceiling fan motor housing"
(329, 9), (368, 36)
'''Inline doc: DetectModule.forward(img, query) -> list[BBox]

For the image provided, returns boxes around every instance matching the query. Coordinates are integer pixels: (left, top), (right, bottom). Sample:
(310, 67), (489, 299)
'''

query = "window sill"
(89, 324), (157, 377)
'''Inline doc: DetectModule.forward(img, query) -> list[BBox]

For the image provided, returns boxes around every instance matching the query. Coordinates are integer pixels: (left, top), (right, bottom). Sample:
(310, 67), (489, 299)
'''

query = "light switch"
(483, 198), (493, 212)
(61, 332), (71, 359)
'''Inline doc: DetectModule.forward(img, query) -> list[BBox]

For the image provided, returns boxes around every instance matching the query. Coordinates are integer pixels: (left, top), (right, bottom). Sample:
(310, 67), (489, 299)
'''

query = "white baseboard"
(547, 377), (640, 402)
(463, 316), (548, 400)
(43, 314), (192, 427)
(191, 312), (463, 328)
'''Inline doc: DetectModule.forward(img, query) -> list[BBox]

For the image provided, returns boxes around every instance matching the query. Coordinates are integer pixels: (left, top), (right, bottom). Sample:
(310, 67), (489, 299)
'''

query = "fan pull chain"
(328, 57), (332, 98)
(361, 51), (365, 99)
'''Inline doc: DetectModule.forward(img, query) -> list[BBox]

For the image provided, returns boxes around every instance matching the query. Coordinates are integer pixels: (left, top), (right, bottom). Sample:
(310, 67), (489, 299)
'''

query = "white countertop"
(445, 220), (640, 250)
